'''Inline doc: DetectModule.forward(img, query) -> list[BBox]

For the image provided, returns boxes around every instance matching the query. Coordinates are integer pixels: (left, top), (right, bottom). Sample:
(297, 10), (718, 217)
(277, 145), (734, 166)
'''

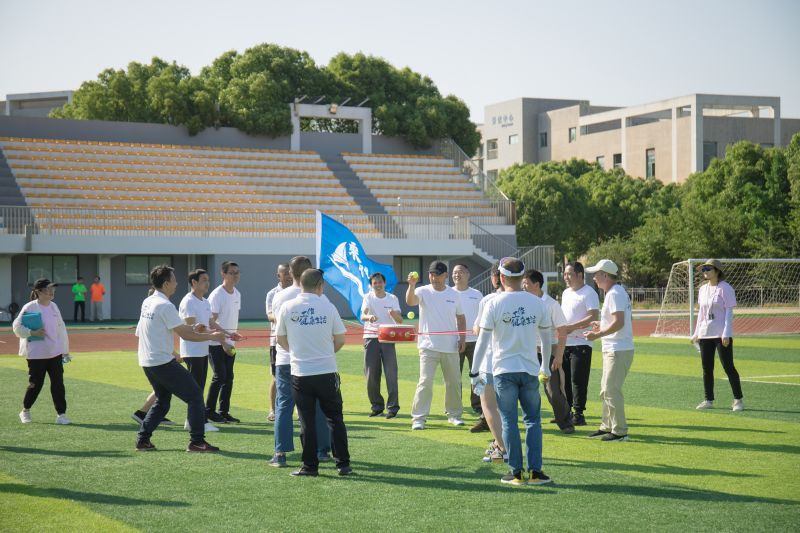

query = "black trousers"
(291, 372), (350, 471)
(184, 356), (209, 422)
(206, 345), (235, 414)
(459, 341), (483, 414)
(364, 338), (399, 414)
(562, 345), (593, 415)
(73, 301), (85, 322)
(538, 352), (573, 429)
(139, 359), (205, 443)
(23, 355), (66, 414)
(699, 338), (743, 401)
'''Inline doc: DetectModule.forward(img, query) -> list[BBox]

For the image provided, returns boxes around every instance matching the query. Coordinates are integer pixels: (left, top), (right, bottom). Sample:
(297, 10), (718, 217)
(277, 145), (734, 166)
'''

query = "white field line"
(736, 374), (800, 386)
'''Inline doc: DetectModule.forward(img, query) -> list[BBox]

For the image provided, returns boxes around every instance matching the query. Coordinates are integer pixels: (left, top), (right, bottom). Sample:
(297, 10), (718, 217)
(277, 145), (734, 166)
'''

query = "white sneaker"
(696, 400), (713, 410)
(411, 420), (425, 430)
(448, 417), (465, 427)
(19, 410), (32, 424)
(732, 399), (744, 412)
(205, 422), (219, 432)
(55, 414), (71, 425)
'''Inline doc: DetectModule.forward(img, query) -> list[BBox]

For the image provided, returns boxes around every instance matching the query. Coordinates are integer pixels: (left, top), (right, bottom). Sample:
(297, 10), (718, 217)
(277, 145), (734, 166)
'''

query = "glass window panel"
(52, 256), (77, 284)
(126, 256), (150, 285)
(28, 256), (52, 284)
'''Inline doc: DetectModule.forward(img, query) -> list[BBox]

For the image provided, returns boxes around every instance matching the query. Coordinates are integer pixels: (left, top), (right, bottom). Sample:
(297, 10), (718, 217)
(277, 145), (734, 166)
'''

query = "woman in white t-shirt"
(691, 259), (743, 412)
(12, 278), (71, 425)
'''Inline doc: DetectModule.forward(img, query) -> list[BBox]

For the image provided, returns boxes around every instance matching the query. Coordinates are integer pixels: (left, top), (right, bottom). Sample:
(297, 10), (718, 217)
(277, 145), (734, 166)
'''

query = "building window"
(702, 142), (718, 170)
(646, 148), (656, 178)
(568, 127), (576, 143)
(613, 153), (622, 168)
(508, 134), (519, 145)
(27, 255), (78, 284)
(486, 139), (498, 160)
(539, 132), (548, 148)
(596, 156), (605, 169)
(126, 255), (172, 285)
(394, 257), (422, 281)
(476, 143), (483, 158)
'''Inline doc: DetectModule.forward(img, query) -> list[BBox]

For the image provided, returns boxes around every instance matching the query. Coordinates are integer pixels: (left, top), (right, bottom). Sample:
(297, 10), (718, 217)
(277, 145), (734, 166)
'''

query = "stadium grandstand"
(0, 97), (554, 320)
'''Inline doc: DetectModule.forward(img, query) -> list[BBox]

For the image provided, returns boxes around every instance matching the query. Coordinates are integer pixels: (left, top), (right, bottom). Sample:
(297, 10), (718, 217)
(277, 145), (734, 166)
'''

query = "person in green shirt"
(72, 277), (87, 322)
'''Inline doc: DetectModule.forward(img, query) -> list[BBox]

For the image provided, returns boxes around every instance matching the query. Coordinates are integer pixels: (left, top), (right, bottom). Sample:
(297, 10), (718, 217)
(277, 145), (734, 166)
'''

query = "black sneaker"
(207, 411), (226, 423)
(369, 409), (384, 417)
(601, 433), (629, 442)
(135, 439), (156, 452)
(385, 411), (398, 419)
(560, 426), (576, 434)
(187, 440), (220, 453)
(221, 413), (240, 424)
(337, 465), (353, 476)
(573, 414), (587, 426)
(588, 430), (610, 438)
(549, 418), (558, 424)
(500, 471), (526, 487)
(131, 410), (147, 424)
(318, 452), (333, 463)
(161, 417), (175, 426)
(529, 470), (552, 485)
(290, 468), (319, 477)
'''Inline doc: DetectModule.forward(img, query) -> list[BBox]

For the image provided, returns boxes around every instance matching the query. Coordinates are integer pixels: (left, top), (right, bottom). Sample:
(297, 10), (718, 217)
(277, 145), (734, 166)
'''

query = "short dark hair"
(77, 276), (83, 281)
(150, 265), (174, 289)
(453, 263), (470, 272)
(188, 268), (207, 285)
(369, 272), (386, 283)
(301, 268), (324, 291)
(566, 261), (584, 276)
(221, 261), (239, 274)
(490, 260), (500, 277)
(524, 269), (544, 287)
(290, 256), (312, 280)
(277, 262), (290, 272)
(500, 258), (524, 275)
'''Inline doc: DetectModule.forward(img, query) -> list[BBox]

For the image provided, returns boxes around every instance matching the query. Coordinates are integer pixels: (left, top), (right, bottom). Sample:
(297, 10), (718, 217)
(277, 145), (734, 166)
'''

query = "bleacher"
(0, 137), (380, 236)
(342, 152), (507, 225)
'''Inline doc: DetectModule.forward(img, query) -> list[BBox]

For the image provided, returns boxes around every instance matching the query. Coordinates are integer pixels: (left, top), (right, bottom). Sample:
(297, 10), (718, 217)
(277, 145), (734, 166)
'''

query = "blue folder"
(21, 311), (44, 341)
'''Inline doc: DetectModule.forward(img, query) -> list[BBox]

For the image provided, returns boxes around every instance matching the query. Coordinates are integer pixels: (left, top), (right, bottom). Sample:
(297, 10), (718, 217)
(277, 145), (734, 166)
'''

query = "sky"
(1, 0), (798, 123)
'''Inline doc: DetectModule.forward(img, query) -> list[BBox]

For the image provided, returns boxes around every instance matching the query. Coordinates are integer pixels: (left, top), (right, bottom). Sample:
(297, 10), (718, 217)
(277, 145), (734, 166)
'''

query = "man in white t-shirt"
(277, 268), (352, 477)
(559, 261), (600, 426)
(178, 268), (219, 434)
(584, 259), (634, 442)
(471, 258), (553, 486)
(269, 256), (332, 468)
(452, 264), (485, 431)
(523, 269), (573, 434)
(361, 272), (402, 418)
(266, 262), (293, 421)
(135, 265), (230, 453)
(406, 261), (466, 430)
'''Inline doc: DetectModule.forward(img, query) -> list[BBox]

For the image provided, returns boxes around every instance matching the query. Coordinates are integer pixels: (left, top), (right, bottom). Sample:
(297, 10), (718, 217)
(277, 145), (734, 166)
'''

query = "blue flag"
(316, 211), (397, 321)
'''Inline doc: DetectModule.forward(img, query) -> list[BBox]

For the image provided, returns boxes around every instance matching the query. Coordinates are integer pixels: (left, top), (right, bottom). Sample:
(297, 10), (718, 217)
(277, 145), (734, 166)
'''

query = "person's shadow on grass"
(0, 482), (190, 507)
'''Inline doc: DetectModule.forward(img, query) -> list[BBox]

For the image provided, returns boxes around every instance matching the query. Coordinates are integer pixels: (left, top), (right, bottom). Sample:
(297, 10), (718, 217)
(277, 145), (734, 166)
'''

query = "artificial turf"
(0, 336), (798, 532)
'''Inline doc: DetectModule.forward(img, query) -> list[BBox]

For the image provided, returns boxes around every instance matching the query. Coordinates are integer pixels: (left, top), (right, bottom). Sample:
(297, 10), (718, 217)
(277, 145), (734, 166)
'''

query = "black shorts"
(269, 345), (277, 376)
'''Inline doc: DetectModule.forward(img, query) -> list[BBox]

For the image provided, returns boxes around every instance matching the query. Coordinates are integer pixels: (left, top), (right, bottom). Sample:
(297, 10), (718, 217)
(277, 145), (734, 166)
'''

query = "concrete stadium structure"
(477, 94), (800, 183)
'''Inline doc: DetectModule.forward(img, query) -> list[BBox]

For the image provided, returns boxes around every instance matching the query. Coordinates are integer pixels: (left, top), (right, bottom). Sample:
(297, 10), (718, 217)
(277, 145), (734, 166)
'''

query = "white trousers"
(411, 349), (463, 422)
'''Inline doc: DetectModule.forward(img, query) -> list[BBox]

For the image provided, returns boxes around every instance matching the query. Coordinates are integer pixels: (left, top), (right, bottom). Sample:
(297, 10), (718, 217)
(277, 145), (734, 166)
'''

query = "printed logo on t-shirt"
(446, 299), (456, 304)
(502, 306), (536, 326)
(291, 308), (328, 325)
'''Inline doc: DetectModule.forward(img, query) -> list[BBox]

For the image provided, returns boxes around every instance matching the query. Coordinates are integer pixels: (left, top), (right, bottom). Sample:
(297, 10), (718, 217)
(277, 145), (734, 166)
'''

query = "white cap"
(585, 259), (619, 276)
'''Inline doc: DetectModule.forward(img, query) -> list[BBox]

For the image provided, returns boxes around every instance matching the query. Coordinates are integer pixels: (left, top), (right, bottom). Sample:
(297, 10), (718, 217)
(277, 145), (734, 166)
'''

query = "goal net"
(654, 258), (800, 337)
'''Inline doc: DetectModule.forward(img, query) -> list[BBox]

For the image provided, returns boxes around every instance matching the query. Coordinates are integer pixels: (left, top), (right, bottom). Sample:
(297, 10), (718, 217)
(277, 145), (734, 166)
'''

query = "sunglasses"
(701, 266), (714, 272)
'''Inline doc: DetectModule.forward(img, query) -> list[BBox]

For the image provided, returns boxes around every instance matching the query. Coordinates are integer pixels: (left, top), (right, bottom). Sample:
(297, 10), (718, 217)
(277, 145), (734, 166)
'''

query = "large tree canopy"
(51, 45), (479, 154)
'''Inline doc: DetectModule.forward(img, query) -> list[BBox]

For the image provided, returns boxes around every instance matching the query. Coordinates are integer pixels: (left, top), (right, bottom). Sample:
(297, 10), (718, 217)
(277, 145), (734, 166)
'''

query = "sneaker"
(205, 422), (219, 432)
(385, 411), (398, 419)
(529, 470), (552, 485)
(184, 420), (190, 430)
(221, 413), (240, 424)
(470, 417), (490, 433)
(131, 410), (146, 424)
(19, 410), (32, 424)
(600, 433), (629, 442)
(485, 440), (498, 456)
(318, 452), (333, 463)
(267, 411), (275, 422)
(588, 429), (610, 438)
(55, 414), (71, 425)
(447, 417), (465, 427)
(187, 440), (220, 453)
(560, 426), (576, 434)
(411, 420), (425, 430)
(696, 400), (713, 410)
(732, 399), (744, 412)
(269, 453), (287, 468)
(500, 471), (526, 486)
(369, 409), (384, 417)
(290, 468), (319, 477)
(573, 414), (587, 426)
(207, 410), (226, 423)
(337, 465), (353, 476)
(135, 439), (156, 452)
(160, 417), (175, 426)
(483, 449), (506, 463)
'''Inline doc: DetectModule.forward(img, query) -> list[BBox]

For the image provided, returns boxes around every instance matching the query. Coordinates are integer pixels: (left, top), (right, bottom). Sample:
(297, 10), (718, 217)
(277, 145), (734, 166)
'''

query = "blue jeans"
(494, 372), (543, 474)
(273, 364), (331, 454)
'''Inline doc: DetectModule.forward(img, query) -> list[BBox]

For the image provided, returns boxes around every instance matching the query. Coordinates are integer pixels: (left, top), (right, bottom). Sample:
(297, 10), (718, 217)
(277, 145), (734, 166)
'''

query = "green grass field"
(1, 336), (799, 532)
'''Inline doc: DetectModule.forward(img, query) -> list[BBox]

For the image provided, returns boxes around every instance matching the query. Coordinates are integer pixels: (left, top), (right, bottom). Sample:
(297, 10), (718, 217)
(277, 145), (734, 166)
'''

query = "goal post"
(653, 258), (800, 337)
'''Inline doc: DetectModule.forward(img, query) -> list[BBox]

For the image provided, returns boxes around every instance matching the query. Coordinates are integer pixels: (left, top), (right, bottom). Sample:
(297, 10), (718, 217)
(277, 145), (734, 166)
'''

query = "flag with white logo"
(316, 211), (397, 321)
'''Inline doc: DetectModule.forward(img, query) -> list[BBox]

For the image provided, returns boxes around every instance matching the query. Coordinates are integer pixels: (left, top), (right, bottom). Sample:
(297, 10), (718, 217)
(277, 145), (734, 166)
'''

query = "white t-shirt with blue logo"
(479, 291), (551, 376)
(272, 286), (302, 366)
(277, 293), (346, 377)
(136, 291), (184, 367)
(178, 292), (212, 358)
(415, 285), (464, 353)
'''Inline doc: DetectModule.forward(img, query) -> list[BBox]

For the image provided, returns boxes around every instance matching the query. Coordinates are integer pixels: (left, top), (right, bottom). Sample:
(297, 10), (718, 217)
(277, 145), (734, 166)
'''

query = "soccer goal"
(653, 258), (800, 337)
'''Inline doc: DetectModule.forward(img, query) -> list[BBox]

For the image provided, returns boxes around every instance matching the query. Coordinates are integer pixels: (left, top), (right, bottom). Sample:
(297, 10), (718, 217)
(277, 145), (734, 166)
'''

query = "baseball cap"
(585, 259), (619, 276)
(33, 278), (56, 290)
(427, 261), (448, 275)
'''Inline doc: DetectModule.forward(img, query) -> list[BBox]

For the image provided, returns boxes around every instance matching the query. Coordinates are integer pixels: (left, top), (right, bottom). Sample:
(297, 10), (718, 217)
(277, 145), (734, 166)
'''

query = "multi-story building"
(477, 94), (800, 183)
